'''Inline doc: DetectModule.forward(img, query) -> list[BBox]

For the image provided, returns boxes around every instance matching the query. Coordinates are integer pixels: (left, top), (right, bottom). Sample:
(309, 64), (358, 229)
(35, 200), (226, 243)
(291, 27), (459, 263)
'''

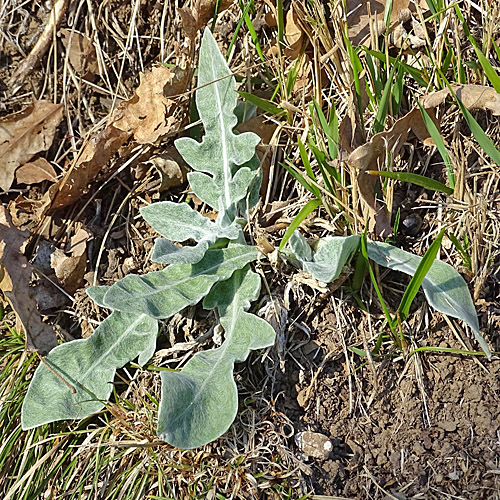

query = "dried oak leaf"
(113, 65), (179, 144)
(348, 84), (500, 238)
(44, 65), (189, 212)
(0, 100), (63, 192)
(60, 28), (99, 80)
(15, 157), (57, 185)
(179, 0), (233, 40)
(0, 207), (58, 355)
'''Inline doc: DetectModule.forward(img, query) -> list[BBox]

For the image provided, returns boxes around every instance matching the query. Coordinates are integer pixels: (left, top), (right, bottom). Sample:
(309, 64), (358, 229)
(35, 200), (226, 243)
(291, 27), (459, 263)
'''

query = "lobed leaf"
(367, 241), (491, 359)
(175, 28), (261, 222)
(101, 245), (258, 319)
(21, 312), (158, 429)
(157, 267), (275, 448)
(141, 201), (240, 243)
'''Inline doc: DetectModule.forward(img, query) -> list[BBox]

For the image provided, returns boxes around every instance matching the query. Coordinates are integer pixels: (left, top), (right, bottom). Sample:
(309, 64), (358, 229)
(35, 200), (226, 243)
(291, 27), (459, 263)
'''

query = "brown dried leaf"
(47, 124), (131, 211)
(8, 195), (45, 232)
(0, 207), (58, 355)
(113, 65), (179, 144)
(284, 6), (304, 59)
(51, 227), (90, 294)
(348, 84), (500, 237)
(179, 0), (233, 40)
(43, 66), (189, 212)
(0, 101), (63, 192)
(15, 158), (57, 185)
(60, 28), (99, 79)
(346, 0), (411, 46)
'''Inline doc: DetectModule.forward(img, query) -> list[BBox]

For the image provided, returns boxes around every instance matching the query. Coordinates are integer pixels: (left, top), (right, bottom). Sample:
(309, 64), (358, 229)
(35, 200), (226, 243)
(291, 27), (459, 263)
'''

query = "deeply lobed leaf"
(100, 245), (258, 319)
(175, 28), (261, 223)
(157, 267), (276, 448)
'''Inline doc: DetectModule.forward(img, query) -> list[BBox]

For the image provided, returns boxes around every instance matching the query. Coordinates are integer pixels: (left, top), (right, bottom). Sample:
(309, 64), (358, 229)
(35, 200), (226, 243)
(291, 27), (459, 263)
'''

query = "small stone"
(401, 213), (422, 236)
(295, 431), (333, 460)
(438, 421), (457, 432)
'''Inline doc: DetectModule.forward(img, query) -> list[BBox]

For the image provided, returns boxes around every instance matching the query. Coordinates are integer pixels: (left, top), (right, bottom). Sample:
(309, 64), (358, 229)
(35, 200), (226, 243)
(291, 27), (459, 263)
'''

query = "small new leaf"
(367, 241), (491, 359)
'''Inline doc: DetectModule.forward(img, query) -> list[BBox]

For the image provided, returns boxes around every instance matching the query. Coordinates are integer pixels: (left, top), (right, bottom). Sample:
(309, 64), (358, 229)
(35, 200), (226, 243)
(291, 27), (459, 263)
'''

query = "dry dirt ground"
(1, 0), (500, 499)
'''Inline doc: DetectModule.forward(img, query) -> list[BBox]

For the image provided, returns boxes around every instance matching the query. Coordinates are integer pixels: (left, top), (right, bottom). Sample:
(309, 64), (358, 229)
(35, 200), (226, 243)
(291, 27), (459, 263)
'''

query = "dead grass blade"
(9, 0), (69, 89)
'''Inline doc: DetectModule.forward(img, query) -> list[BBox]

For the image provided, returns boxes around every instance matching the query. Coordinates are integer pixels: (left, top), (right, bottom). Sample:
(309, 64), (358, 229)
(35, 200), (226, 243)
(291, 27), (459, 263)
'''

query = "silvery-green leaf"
(21, 312), (158, 429)
(304, 235), (360, 282)
(202, 263), (260, 311)
(367, 241), (491, 358)
(287, 231), (313, 262)
(157, 267), (275, 448)
(86, 286), (110, 308)
(102, 245), (258, 319)
(140, 201), (239, 243)
(187, 172), (219, 209)
(174, 28), (260, 221)
(151, 239), (211, 265)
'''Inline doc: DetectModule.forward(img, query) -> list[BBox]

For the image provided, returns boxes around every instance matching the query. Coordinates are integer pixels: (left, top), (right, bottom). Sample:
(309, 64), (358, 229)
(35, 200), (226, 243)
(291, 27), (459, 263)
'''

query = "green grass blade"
(416, 101), (455, 188)
(367, 169), (453, 195)
(454, 5), (500, 92)
(360, 232), (397, 335)
(443, 80), (500, 165)
(298, 137), (321, 198)
(281, 162), (317, 195)
(237, 91), (284, 115)
(372, 62), (398, 134)
(448, 232), (472, 270)
(279, 199), (322, 251)
(363, 48), (428, 88)
(398, 227), (445, 320)
(312, 98), (339, 160)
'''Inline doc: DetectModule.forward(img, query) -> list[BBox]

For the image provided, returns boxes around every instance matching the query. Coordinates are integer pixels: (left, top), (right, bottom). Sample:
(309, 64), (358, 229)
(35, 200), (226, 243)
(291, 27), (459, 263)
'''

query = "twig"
(36, 351), (76, 394)
(10, 0), (69, 89)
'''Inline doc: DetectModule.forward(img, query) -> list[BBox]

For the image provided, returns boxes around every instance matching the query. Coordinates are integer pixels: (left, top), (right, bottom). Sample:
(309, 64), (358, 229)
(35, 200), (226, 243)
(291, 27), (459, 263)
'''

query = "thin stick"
(36, 352), (77, 394)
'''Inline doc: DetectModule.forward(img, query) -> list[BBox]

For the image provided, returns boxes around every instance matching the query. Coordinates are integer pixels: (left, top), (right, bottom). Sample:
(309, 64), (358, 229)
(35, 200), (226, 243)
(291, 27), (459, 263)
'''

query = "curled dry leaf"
(345, 0), (412, 46)
(0, 100), (63, 192)
(60, 28), (99, 80)
(51, 227), (90, 294)
(46, 123), (131, 211)
(0, 207), (57, 355)
(179, 0), (233, 40)
(284, 5), (305, 59)
(15, 158), (57, 185)
(347, 84), (500, 237)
